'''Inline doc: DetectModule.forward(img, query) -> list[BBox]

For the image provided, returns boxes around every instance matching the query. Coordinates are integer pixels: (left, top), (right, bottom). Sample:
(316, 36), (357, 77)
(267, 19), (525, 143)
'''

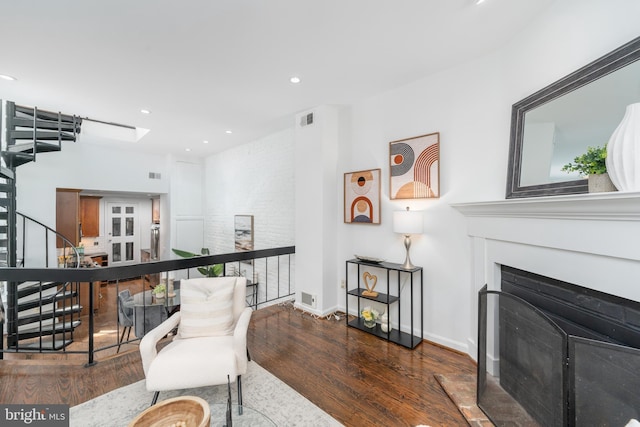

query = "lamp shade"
(393, 207), (423, 235)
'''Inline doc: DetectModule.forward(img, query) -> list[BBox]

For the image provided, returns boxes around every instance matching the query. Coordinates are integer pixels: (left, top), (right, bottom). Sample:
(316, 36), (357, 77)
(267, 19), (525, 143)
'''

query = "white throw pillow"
(177, 277), (237, 339)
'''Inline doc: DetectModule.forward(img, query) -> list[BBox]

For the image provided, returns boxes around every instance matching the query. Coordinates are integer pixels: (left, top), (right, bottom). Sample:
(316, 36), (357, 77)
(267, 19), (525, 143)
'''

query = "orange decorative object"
(128, 396), (210, 427)
(362, 272), (378, 297)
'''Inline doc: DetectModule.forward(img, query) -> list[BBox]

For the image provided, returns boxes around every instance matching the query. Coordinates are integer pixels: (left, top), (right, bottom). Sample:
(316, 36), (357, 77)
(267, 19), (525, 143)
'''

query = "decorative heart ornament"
(362, 272), (378, 297)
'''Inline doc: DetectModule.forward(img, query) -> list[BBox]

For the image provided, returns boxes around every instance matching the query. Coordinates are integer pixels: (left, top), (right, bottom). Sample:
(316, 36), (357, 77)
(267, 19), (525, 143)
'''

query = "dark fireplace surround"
(477, 265), (640, 426)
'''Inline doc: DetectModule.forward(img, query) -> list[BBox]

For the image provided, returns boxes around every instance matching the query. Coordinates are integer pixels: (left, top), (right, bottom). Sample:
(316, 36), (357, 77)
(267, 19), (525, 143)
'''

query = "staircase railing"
(1, 212), (81, 357)
(17, 211), (81, 267)
(0, 246), (296, 366)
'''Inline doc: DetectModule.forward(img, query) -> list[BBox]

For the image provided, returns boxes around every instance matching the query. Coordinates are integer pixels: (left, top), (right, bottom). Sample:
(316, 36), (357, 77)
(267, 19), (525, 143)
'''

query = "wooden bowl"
(128, 396), (210, 427)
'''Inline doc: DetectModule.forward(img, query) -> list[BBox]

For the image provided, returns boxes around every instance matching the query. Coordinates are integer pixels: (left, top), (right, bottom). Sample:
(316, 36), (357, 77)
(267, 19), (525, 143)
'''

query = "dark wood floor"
(249, 304), (475, 426)
(0, 299), (476, 426)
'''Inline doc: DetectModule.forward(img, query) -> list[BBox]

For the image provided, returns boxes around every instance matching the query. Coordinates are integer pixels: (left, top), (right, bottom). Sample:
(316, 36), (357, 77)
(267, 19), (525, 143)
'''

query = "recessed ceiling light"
(225, 130), (232, 134)
(140, 109), (151, 114)
(203, 140), (209, 144)
(475, 0), (486, 4)
(0, 74), (17, 81)
(290, 76), (301, 84)
(185, 148), (191, 152)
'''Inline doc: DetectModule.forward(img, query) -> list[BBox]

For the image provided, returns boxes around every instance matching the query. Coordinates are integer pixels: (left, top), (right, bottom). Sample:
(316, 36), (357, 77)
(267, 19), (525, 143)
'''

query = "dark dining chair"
(117, 289), (134, 353)
(134, 304), (168, 339)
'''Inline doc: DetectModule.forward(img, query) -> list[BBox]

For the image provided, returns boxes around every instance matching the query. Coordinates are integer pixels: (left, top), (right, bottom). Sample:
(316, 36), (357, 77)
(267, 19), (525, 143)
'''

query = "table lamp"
(393, 207), (423, 269)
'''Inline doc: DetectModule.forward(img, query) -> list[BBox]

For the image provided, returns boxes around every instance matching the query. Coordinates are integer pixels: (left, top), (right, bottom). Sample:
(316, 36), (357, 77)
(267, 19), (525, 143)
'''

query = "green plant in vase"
(171, 248), (223, 277)
(561, 144), (616, 193)
(152, 284), (166, 299)
(561, 145), (608, 176)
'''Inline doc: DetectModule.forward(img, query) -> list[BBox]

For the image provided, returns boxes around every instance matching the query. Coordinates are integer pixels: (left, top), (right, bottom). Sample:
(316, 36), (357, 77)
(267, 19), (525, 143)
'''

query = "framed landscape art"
(344, 168), (381, 224)
(234, 215), (254, 251)
(389, 132), (440, 199)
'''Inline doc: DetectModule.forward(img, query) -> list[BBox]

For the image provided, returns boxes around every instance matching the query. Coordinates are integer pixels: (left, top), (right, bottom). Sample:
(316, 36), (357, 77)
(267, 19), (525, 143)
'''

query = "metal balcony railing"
(0, 246), (295, 366)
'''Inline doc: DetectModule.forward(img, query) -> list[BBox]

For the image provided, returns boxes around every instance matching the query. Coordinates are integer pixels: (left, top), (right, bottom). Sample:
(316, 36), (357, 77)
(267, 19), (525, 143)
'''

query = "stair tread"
(17, 304), (82, 325)
(17, 320), (82, 334)
(7, 336), (75, 351)
(10, 116), (81, 133)
(18, 280), (58, 288)
(9, 130), (76, 141)
(1, 152), (35, 168)
(6, 142), (64, 153)
(16, 282), (61, 298)
(0, 166), (15, 180)
(18, 291), (76, 310)
(14, 104), (81, 125)
(18, 289), (57, 299)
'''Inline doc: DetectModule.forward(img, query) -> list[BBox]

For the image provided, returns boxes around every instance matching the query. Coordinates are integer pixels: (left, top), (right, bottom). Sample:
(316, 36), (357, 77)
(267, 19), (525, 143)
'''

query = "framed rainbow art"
(389, 132), (440, 199)
(344, 168), (381, 224)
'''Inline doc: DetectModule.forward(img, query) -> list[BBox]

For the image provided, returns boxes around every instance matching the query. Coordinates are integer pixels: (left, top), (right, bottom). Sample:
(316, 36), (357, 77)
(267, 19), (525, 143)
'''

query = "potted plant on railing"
(561, 145), (617, 192)
(171, 248), (224, 277)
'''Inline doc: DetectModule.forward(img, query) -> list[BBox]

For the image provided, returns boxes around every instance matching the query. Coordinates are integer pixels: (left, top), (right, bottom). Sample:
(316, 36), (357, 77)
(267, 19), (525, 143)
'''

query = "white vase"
(380, 310), (390, 333)
(606, 102), (640, 191)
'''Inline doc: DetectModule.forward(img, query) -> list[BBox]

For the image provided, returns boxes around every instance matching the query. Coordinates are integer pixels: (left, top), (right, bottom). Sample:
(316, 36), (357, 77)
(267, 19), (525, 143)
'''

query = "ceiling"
(0, 0), (555, 158)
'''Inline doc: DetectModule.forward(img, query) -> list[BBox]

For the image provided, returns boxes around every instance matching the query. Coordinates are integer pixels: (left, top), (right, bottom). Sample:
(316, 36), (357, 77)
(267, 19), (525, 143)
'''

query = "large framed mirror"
(506, 35), (640, 199)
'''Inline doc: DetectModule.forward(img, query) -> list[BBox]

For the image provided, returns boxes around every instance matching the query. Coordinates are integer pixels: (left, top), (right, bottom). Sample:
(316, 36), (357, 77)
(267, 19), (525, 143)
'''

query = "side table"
(345, 258), (423, 349)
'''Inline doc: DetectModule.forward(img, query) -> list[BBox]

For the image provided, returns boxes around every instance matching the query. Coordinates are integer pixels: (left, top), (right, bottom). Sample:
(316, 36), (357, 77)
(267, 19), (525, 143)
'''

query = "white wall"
(15, 140), (170, 266)
(203, 128), (295, 254)
(170, 159), (205, 255)
(294, 106), (341, 314)
(336, 0), (640, 354)
(202, 128), (295, 302)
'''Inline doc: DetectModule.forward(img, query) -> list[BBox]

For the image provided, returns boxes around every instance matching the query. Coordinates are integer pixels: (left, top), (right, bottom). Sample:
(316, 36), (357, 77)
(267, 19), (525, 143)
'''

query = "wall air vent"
(148, 172), (161, 180)
(299, 112), (314, 127)
(300, 291), (317, 308)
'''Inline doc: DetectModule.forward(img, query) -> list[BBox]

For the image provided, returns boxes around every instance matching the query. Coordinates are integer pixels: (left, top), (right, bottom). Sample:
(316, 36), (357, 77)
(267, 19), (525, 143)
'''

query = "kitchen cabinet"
(80, 196), (101, 237)
(56, 189), (81, 248)
(56, 191), (102, 247)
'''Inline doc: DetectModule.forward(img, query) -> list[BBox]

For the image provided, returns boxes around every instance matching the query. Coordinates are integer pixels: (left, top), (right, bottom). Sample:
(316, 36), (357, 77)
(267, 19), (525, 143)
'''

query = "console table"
(345, 258), (423, 349)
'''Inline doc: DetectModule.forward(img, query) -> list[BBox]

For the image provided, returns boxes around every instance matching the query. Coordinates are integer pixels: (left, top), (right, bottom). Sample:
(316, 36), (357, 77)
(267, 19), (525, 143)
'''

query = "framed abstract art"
(344, 168), (381, 224)
(389, 132), (440, 199)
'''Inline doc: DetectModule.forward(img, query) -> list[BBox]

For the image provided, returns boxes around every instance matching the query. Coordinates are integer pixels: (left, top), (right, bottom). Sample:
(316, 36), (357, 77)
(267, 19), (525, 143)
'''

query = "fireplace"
(477, 265), (640, 426)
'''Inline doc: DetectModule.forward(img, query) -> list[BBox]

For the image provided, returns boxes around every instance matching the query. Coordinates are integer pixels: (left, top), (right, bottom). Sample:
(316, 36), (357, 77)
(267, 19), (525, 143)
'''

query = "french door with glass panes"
(107, 202), (140, 266)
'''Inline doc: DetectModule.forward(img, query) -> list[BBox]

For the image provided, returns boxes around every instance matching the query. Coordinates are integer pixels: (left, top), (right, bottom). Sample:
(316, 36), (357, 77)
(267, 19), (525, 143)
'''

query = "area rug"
(70, 361), (343, 426)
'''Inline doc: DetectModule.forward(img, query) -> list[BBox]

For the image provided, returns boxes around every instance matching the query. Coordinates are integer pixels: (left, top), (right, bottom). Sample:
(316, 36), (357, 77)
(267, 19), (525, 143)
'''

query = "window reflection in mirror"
(520, 60), (640, 187)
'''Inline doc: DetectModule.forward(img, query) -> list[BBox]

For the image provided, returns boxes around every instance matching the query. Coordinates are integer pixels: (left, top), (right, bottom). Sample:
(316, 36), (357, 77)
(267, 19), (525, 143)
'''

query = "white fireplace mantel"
(451, 192), (640, 360)
(451, 191), (640, 222)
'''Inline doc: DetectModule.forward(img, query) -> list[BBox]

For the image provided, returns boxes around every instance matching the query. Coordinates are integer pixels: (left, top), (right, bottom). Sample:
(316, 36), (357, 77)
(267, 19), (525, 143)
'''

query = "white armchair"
(139, 276), (252, 405)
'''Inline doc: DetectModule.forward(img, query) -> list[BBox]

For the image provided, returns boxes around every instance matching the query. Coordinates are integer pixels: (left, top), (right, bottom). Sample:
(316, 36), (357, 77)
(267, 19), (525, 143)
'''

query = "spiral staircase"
(1, 100), (84, 352)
